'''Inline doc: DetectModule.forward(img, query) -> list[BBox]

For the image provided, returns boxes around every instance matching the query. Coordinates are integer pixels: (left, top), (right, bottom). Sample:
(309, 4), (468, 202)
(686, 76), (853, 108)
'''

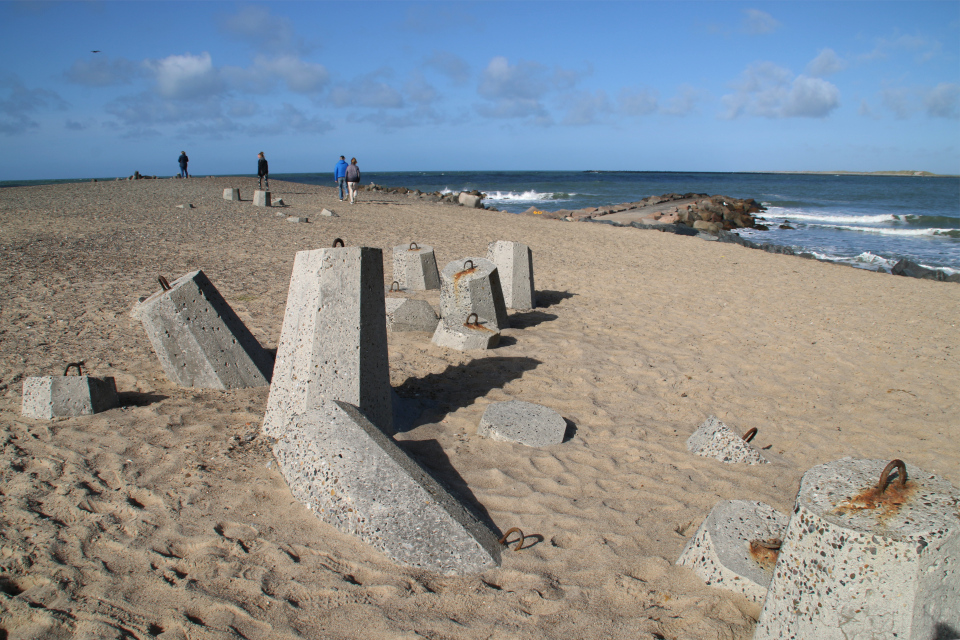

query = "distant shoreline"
(755, 170), (958, 178)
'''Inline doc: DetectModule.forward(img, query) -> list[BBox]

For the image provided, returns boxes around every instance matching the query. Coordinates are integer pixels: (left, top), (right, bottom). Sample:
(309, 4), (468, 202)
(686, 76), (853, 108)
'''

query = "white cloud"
(0, 72), (68, 134)
(806, 49), (847, 77)
(64, 56), (140, 86)
(618, 87), (658, 117)
(721, 62), (839, 119)
(562, 90), (612, 125)
(662, 84), (707, 116)
(881, 87), (913, 119)
(329, 70), (405, 109)
(405, 71), (437, 105)
(782, 76), (841, 117)
(924, 83), (960, 119)
(424, 50), (470, 85)
(743, 9), (781, 35)
(479, 57), (549, 101)
(146, 52), (222, 100)
(860, 33), (942, 63)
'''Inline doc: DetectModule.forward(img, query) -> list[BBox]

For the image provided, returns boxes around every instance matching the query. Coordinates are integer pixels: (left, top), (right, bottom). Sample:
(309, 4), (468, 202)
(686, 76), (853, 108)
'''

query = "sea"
(4, 171), (958, 274)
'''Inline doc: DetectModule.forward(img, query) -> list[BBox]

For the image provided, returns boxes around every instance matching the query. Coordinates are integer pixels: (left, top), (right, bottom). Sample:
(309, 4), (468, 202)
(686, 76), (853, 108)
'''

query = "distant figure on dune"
(178, 151), (189, 178)
(334, 155), (348, 201)
(257, 152), (269, 189)
(346, 157), (360, 204)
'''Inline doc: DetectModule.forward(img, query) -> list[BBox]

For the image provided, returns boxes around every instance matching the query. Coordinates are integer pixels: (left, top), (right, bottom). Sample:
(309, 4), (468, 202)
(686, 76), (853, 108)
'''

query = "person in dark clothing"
(345, 157), (360, 204)
(178, 151), (189, 178)
(334, 155), (348, 201)
(257, 152), (269, 189)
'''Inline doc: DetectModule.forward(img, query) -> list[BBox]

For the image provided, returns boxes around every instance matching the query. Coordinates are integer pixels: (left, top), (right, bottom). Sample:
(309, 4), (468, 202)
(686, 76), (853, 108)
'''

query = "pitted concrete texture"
(392, 243), (440, 290)
(438, 257), (509, 330)
(477, 400), (566, 446)
(253, 190), (271, 207)
(286, 216), (309, 223)
(755, 458), (960, 640)
(223, 188), (240, 201)
(385, 298), (439, 332)
(21, 376), (119, 420)
(431, 318), (499, 351)
(320, 208), (338, 217)
(274, 401), (501, 574)
(261, 246), (393, 438)
(686, 416), (768, 464)
(676, 500), (788, 603)
(134, 270), (273, 390)
(486, 241), (535, 310)
(458, 192), (482, 208)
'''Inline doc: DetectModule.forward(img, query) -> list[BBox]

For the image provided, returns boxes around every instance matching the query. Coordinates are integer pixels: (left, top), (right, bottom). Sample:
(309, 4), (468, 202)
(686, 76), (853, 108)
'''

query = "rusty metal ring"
(465, 313), (479, 326)
(390, 281), (400, 292)
(498, 527), (525, 552)
(64, 361), (84, 377)
(332, 238), (345, 247)
(409, 242), (419, 251)
(878, 459), (907, 492)
(742, 427), (758, 443)
(751, 538), (781, 551)
(463, 259), (474, 270)
(158, 276), (172, 291)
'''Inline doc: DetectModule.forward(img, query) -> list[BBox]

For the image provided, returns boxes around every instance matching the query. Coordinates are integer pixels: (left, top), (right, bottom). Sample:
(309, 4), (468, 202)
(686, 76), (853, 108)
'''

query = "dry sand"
(0, 177), (957, 640)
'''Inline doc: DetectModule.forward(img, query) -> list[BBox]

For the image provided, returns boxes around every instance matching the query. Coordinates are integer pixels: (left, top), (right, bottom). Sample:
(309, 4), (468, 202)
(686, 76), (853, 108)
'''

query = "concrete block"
(431, 315), (499, 351)
(486, 240), (535, 310)
(262, 246), (393, 438)
(686, 416), (768, 465)
(458, 192), (482, 208)
(275, 211), (286, 217)
(676, 500), (789, 603)
(273, 400), (501, 574)
(223, 188), (240, 201)
(477, 400), (566, 446)
(133, 270), (273, 389)
(320, 208), (338, 217)
(21, 366), (119, 419)
(254, 190), (271, 207)
(385, 298), (439, 332)
(755, 458), (960, 640)
(438, 258), (509, 331)
(392, 242), (440, 290)
(286, 216), (309, 223)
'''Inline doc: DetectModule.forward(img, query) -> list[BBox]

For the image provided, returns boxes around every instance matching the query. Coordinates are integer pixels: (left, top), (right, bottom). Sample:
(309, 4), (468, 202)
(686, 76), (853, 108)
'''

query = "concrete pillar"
(385, 298), (439, 332)
(755, 458), (960, 640)
(477, 400), (566, 446)
(392, 242), (440, 290)
(223, 188), (240, 201)
(431, 314), (500, 350)
(438, 258), (509, 331)
(274, 400), (501, 574)
(253, 190), (271, 207)
(486, 241), (535, 310)
(261, 245), (393, 437)
(133, 270), (273, 389)
(686, 416), (768, 465)
(21, 364), (119, 419)
(676, 500), (789, 603)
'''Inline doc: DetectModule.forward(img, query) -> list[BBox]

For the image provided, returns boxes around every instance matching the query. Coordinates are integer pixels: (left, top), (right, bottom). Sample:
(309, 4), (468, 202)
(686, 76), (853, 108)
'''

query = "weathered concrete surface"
(438, 258), (509, 331)
(755, 458), (960, 640)
(134, 270), (273, 389)
(262, 246), (393, 438)
(486, 240), (535, 310)
(223, 188), (240, 201)
(320, 208), (338, 217)
(477, 400), (565, 446)
(392, 243), (440, 290)
(21, 375), (119, 419)
(286, 216), (309, 223)
(686, 416), (768, 465)
(385, 298), (439, 332)
(676, 500), (789, 603)
(431, 317), (500, 351)
(458, 192), (482, 208)
(254, 190), (271, 207)
(273, 401), (502, 574)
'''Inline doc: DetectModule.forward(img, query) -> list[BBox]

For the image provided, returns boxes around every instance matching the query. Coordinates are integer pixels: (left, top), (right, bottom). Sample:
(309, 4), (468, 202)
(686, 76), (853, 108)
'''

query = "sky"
(1, 1), (958, 179)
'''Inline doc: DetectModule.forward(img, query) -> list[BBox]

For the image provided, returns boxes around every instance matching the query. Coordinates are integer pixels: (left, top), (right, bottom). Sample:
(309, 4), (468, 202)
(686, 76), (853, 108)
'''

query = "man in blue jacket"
(334, 155), (348, 201)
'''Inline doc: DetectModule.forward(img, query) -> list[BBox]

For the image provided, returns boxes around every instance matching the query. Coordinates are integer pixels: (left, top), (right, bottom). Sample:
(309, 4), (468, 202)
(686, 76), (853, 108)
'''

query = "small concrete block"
(686, 416), (768, 464)
(431, 317), (499, 350)
(286, 216), (309, 223)
(320, 208), (338, 217)
(262, 246), (393, 438)
(755, 458), (960, 640)
(477, 400), (565, 446)
(385, 298), (439, 332)
(273, 401), (501, 574)
(458, 192), (482, 208)
(275, 211), (286, 217)
(223, 188), (240, 201)
(21, 375), (119, 420)
(438, 258), (509, 330)
(486, 240), (535, 310)
(275, 198), (285, 206)
(254, 190), (271, 207)
(676, 500), (789, 603)
(392, 243), (441, 290)
(134, 270), (273, 389)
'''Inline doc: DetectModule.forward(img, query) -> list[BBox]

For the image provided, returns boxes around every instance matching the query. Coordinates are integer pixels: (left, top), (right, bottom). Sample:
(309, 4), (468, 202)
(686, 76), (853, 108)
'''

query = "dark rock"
(755, 224), (770, 231)
(891, 259), (958, 282)
(780, 224), (794, 230)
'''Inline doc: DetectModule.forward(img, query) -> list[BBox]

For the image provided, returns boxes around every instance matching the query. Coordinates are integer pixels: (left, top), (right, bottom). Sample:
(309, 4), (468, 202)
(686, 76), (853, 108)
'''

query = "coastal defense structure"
(486, 241), (535, 310)
(477, 400), (566, 447)
(254, 190), (271, 207)
(438, 258), (509, 330)
(134, 270), (273, 390)
(687, 416), (768, 465)
(385, 298), (439, 333)
(21, 363), (119, 420)
(754, 458), (960, 640)
(223, 188), (240, 201)
(261, 245), (393, 438)
(431, 314), (500, 351)
(676, 500), (789, 604)
(392, 242), (440, 290)
(273, 400), (502, 574)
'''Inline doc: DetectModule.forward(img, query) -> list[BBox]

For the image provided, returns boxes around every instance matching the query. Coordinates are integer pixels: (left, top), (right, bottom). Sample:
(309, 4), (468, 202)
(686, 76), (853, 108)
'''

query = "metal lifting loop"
(64, 361), (84, 377)
(877, 459), (907, 492)
(463, 259), (474, 271)
(390, 281), (400, 292)
(751, 538), (782, 551)
(742, 427), (758, 443)
(158, 276), (172, 291)
(332, 238), (345, 247)
(409, 242), (419, 251)
(498, 527), (526, 552)
(465, 313), (479, 326)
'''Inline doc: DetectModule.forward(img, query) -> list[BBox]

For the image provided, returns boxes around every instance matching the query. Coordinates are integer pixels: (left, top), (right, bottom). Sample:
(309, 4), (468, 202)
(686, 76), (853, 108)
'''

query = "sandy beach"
(1, 177), (957, 640)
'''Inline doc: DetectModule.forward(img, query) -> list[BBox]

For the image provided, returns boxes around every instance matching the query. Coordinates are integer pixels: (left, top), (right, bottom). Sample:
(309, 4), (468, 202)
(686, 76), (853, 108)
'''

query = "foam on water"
(481, 190), (576, 203)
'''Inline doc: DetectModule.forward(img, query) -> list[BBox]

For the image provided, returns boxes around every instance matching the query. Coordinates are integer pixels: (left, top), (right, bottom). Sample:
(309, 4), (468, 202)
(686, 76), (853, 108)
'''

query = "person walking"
(257, 152), (269, 189)
(178, 151), (189, 178)
(345, 157), (360, 204)
(334, 155), (348, 201)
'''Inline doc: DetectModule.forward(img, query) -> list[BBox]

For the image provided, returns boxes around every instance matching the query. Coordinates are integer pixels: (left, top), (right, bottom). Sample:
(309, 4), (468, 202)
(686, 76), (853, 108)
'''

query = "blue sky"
(1, 1), (958, 179)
